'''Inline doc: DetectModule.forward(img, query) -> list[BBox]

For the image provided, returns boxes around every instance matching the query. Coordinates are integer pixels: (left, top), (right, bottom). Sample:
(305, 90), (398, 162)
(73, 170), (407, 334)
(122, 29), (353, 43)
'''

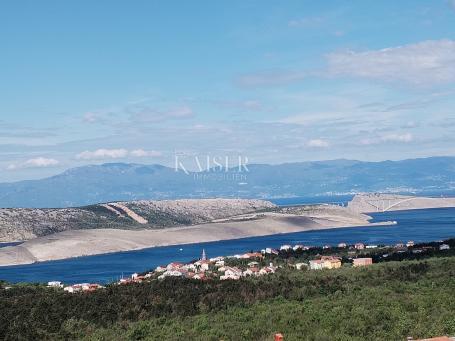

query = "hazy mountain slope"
(0, 157), (455, 208)
(0, 199), (275, 242)
(0, 164), (188, 208)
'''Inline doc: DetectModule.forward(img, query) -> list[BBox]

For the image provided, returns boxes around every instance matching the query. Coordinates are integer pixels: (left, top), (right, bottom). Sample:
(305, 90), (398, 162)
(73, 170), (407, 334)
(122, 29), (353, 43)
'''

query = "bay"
(0, 200), (454, 284)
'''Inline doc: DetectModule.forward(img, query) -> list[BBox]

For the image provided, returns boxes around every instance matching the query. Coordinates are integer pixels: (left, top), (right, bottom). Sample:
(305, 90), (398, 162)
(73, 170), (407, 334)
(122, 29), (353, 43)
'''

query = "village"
(48, 238), (453, 294)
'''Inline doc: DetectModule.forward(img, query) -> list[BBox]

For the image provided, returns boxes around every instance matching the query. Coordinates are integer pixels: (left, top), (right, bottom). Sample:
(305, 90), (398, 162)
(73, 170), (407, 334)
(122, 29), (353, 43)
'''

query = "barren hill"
(0, 199), (275, 242)
(348, 193), (455, 213)
(0, 202), (388, 266)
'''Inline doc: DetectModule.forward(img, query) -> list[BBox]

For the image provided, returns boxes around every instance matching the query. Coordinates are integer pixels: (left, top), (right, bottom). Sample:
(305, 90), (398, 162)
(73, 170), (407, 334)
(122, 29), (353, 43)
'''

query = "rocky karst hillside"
(348, 193), (455, 213)
(0, 199), (275, 242)
(279, 204), (372, 224)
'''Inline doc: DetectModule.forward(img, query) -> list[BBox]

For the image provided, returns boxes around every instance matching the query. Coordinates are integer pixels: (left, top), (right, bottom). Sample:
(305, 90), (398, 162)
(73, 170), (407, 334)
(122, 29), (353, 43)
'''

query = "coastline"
(0, 214), (393, 267)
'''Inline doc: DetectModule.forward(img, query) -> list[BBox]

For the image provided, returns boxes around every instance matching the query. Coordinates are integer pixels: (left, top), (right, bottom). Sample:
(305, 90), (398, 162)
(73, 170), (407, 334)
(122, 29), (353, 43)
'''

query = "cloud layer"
(238, 40), (455, 87)
(7, 157), (60, 170)
(327, 40), (455, 85)
(76, 149), (161, 160)
(307, 139), (330, 148)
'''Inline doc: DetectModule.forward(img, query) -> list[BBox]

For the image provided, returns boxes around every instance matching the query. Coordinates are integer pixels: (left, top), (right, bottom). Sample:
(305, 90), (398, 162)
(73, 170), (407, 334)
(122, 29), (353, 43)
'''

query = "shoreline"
(17, 221), (395, 266)
(0, 214), (394, 267)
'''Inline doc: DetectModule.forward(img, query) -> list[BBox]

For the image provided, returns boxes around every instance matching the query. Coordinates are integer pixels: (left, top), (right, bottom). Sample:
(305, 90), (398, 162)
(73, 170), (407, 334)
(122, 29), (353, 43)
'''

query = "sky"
(1, 0), (455, 182)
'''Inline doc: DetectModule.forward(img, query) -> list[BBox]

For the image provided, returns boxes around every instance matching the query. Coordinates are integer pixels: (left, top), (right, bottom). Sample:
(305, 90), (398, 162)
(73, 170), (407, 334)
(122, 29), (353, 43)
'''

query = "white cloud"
(76, 148), (162, 160)
(130, 149), (162, 157)
(361, 133), (413, 145)
(83, 112), (98, 123)
(401, 121), (419, 129)
(307, 139), (330, 148)
(280, 111), (354, 126)
(381, 133), (414, 143)
(327, 40), (455, 85)
(76, 149), (129, 160)
(7, 157), (60, 170)
(237, 40), (455, 88)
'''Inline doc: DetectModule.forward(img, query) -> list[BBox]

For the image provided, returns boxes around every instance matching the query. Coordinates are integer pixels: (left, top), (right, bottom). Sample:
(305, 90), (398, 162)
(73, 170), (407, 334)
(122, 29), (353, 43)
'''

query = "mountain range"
(1, 156), (455, 208)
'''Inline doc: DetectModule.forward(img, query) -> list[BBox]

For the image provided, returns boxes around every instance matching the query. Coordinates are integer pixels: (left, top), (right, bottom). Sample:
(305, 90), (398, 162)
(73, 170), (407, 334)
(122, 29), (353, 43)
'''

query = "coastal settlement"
(46, 238), (453, 294)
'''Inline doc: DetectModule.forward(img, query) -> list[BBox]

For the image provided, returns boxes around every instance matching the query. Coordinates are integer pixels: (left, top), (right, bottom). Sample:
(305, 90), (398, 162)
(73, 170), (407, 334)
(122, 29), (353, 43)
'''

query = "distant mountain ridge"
(1, 157), (455, 208)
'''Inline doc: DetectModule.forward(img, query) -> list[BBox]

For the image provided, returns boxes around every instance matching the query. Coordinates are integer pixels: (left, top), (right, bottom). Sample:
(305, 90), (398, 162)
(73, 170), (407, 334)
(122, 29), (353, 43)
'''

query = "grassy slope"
(2, 257), (454, 341)
(80, 260), (455, 341)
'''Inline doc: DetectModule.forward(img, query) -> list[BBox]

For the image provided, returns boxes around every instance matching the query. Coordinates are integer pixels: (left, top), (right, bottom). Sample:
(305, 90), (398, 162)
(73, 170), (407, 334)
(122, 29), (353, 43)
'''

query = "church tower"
(201, 248), (207, 261)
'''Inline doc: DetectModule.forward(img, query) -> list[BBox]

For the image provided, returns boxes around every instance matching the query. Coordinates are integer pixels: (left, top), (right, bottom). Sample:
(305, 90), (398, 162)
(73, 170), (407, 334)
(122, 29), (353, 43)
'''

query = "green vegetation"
(1, 256), (455, 340)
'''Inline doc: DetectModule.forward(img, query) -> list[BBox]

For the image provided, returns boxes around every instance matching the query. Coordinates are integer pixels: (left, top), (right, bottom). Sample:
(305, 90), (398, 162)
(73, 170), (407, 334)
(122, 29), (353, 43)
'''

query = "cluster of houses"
(148, 250), (278, 281)
(272, 242), (379, 253)
(123, 243), (380, 283)
(47, 280), (104, 293)
(49, 239), (451, 293)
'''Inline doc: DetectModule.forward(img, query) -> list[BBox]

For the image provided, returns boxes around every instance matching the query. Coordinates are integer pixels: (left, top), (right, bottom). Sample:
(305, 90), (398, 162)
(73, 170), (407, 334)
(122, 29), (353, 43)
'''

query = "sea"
(0, 196), (454, 284)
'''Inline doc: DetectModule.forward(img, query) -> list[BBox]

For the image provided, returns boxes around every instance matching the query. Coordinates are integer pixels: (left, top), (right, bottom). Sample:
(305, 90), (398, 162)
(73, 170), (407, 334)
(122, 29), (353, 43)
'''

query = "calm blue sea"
(0, 197), (454, 284)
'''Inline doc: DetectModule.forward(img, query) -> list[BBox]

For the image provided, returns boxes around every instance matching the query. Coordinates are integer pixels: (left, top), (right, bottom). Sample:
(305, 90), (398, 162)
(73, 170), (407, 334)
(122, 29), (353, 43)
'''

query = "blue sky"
(1, 0), (455, 181)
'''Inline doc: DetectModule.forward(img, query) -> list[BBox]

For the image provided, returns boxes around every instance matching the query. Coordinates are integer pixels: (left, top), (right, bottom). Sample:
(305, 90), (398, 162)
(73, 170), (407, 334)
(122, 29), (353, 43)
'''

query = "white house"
(243, 267), (260, 277)
(309, 260), (324, 270)
(81, 283), (91, 291)
(280, 245), (292, 251)
(215, 260), (225, 267)
(155, 266), (166, 272)
(64, 284), (83, 293)
(220, 267), (242, 280)
(193, 273), (205, 280)
(158, 270), (184, 279)
(210, 256), (224, 262)
(183, 263), (196, 271)
(194, 260), (210, 271)
(258, 266), (276, 276)
(64, 286), (76, 293)
(295, 263), (308, 270)
(355, 243), (365, 250)
(47, 281), (63, 288)
(166, 262), (184, 271)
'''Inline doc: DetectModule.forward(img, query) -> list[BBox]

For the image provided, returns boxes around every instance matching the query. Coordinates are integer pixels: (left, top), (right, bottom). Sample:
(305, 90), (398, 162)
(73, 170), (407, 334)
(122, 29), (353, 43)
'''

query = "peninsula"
(3, 192), (454, 266)
(0, 199), (386, 266)
(348, 193), (455, 213)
